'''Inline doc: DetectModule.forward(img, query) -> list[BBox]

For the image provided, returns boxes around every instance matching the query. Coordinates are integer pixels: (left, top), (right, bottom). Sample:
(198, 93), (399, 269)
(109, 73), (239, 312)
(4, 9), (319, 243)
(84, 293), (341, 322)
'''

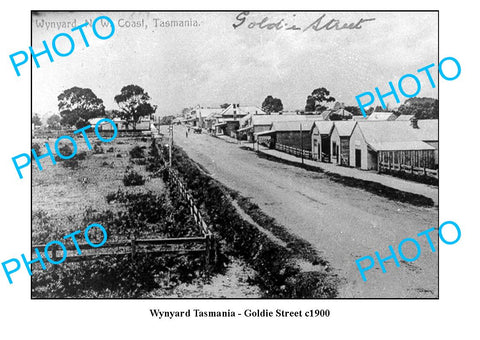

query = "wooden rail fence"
(32, 137), (216, 278)
(276, 143), (313, 160)
(379, 161), (438, 178)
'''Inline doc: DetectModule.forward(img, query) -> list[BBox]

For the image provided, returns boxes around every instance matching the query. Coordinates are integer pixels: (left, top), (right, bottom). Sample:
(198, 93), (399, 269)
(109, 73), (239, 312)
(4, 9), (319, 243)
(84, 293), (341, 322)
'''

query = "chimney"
(411, 117), (419, 129)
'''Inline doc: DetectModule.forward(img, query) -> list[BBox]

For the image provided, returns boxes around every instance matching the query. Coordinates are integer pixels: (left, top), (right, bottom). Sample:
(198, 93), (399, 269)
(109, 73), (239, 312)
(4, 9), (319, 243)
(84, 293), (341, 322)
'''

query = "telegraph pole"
(168, 124), (173, 167)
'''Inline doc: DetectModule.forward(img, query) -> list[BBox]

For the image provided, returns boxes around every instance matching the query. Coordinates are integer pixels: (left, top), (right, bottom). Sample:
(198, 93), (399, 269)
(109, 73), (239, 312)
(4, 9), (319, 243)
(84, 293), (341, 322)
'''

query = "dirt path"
(170, 126), (438, 298)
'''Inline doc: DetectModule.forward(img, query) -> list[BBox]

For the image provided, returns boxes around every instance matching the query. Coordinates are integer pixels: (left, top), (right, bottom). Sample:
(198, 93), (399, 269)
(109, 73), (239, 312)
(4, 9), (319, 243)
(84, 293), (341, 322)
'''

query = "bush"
(107, 147), (114, 153)
(123, 170), (145, 186)
(116, 154), (122, 158)
(62, 158), (79, 169)
(77, 151), (87, 160)
(93, 142), (104, 154)
(32, 142), (41, 155)
(130, 146), (144, 159)
(57, 144), (73, 158)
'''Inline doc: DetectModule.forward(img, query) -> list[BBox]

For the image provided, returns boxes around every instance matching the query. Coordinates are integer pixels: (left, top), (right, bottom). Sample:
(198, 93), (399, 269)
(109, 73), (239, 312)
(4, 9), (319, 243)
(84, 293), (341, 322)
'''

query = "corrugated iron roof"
(369, 141), (435, 152)
(367, 112), (396, 121)
(333, 121), (357, 137)
(415, 119), (438, 141)
(312, 121), (334, 135)
(271, 121), (315, 132)
(250, 114), (321, 126)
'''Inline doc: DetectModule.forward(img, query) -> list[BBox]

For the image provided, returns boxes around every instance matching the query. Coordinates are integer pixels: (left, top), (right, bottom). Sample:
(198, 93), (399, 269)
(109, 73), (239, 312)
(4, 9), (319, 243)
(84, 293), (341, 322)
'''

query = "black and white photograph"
(30, 11), (439, 299)
(3, 0), (480, 338)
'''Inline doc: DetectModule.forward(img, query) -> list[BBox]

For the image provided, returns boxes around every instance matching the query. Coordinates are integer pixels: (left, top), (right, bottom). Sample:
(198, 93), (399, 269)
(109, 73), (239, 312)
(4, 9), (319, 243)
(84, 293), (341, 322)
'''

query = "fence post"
(204, 234), (211, 281)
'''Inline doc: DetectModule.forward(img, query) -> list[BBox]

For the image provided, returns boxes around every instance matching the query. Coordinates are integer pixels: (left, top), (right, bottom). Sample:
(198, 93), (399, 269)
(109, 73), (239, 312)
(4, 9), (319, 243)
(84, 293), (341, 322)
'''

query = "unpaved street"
(170, 126), (438, 298)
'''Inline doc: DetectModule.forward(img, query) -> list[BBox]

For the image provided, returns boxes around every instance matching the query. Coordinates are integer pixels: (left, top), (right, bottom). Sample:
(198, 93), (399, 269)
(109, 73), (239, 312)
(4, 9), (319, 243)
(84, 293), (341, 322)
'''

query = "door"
(355, 149), (362, 168)
(317, 144), (321, 161)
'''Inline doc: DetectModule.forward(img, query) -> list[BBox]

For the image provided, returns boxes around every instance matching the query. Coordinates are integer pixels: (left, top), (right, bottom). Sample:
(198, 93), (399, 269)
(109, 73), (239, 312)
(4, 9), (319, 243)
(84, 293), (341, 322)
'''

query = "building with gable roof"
(367, 111), (397, 121)
(311, 121), (334, 162)
(330, 121), (357, 166)
(350, 120), (437, 174)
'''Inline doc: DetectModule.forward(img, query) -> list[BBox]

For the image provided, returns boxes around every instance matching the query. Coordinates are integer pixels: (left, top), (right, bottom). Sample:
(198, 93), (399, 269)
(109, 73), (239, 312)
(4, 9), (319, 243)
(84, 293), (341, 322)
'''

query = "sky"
(31, 11), (438, 117)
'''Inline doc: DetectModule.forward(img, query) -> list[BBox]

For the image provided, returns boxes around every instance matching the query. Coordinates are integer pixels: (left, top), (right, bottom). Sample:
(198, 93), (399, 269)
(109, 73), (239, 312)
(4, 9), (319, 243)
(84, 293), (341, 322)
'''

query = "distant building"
(90, 117), (152, 131)
(256, 121), (315, 152)
(238, 114), (318, 142)
(212, 104), (265, 137)
(367, 111), (397, 121)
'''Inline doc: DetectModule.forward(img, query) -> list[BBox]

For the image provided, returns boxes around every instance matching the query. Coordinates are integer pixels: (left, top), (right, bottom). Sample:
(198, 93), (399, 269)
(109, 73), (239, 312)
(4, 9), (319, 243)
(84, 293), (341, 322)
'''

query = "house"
(311, 121), (334, 162)
(255, 121), (315, 152)
(349, 121), (436, 173)
(367, 111), (397, 121)
(330, 121), (357, 166)
(412, 119), (439, 165)
(91, 117), (152, 131)
(315, 108), (353, 121)
(213, 104), (265, 137)
(238, 114), (319, 142)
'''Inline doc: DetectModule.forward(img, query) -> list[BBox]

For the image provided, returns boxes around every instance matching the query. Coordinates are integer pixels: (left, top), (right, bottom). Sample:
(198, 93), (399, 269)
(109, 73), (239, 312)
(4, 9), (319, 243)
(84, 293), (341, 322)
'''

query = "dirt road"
(170, 126), (438, 298)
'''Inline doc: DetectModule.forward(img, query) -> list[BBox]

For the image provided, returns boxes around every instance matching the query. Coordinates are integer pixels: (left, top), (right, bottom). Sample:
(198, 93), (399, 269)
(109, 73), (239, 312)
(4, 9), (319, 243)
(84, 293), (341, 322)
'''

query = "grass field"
(32, 136), (160, 226)
(31, 134), (260, 298)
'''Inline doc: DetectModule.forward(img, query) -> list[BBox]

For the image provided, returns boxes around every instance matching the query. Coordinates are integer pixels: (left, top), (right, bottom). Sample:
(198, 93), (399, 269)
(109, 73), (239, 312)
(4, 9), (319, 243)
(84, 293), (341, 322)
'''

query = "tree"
(304, 87), (335, 113)
(220, 103), (230, 109)
(58, 87), (105, 129)
(47, 114), (61, 129)
(159, 115), (175, 125)
(32, 113), (42, 126)
(114, 85), (157, 130)
(261, 95), (283, 114)
(181, 107), (190, 114)
(395, 97), (438, 119)
(344, 106), (362, 116)
(305, 96), (316, 113)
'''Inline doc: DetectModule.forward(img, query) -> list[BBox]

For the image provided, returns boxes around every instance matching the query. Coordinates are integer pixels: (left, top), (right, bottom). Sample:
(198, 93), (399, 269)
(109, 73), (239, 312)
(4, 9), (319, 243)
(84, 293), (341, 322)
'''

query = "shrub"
(62, 158), (79, 169)
(116, 154), (122, 158)
(123, 170), (145, 186)
(93, 142), (104, 154)
(32, 143), (41, 156)
(57, 144), (73, 158)
(130, 146), (144, 159)
(106, 147), (114, 153)
(77, 151), (87, 160)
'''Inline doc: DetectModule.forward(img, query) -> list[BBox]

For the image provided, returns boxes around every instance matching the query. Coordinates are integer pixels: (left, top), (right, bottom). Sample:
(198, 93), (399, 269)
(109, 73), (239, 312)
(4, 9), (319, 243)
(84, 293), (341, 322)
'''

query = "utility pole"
(300, 123), (304, 165)
(168, 124), (173, 167)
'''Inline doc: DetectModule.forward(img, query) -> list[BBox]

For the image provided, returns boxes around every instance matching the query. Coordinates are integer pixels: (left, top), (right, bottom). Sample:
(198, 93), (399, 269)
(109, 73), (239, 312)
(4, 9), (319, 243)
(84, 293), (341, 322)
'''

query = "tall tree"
(32, 113), (42, 126)
(114, 85), (157, 130)
(344, 106), (362, 116)
(47, 114), (61, 129)
(58, 87), (105, 129)
(261, 95), (283, 114)
(304, 87), (335, 113)
(395, 97), (438, 119)
(304, 95), (316, 113)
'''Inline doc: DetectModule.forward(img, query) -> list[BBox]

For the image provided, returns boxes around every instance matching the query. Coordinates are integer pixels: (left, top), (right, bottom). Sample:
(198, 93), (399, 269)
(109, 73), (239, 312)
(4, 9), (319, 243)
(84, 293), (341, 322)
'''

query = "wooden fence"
(379, 162), (438, 178)
(32, 138), (216, 277)
(276, 143), (313, 160)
